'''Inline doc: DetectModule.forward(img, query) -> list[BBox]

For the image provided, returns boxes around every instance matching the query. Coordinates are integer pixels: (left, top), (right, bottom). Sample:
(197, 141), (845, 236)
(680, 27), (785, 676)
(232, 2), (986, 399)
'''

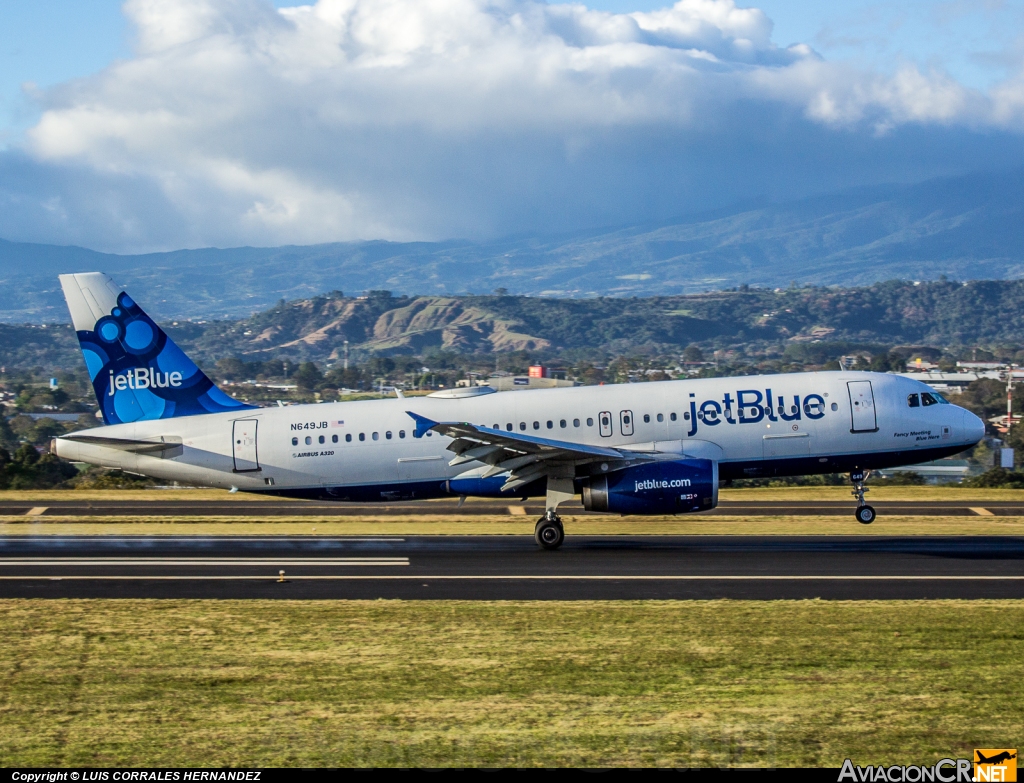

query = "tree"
(683, 344), (704, 362)
(294, 362), (323, 391)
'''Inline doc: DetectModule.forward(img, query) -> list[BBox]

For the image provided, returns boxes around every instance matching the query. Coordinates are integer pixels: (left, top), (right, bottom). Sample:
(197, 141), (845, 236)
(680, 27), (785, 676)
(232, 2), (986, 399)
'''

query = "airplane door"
(847, 381), (878, 433)
(620, 410), (634, 436)
(598, 411), (613, 437)
(232, 419), (260, 472)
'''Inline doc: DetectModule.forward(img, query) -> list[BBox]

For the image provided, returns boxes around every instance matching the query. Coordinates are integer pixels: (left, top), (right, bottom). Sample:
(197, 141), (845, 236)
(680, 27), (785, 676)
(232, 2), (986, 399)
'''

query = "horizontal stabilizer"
(60, 434), (183, 455)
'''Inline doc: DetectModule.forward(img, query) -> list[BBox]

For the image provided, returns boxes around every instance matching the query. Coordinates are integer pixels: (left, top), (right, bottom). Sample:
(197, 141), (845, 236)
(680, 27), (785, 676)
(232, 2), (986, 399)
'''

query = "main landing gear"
(535, 511), (565, 550)
(850, 469), (876, 524)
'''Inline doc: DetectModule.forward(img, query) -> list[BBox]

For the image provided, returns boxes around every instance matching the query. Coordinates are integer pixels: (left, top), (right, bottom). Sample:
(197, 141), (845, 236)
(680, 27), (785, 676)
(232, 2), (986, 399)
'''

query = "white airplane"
(52, 273), (985, 549)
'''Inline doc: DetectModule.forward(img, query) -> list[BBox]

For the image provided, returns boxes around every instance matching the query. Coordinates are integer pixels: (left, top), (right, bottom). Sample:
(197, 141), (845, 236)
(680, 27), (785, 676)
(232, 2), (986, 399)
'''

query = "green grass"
(1, 600), (1022, 766)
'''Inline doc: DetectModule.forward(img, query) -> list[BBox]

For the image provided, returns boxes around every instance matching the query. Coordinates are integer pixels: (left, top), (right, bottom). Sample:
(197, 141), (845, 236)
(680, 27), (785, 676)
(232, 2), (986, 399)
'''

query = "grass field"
(2, 514), (1024, 537)
(1, 600), (1021, 767)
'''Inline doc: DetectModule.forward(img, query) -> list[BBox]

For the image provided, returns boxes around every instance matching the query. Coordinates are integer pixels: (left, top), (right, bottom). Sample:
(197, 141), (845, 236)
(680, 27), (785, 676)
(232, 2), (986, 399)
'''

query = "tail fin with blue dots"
(59, 273), (254, 425)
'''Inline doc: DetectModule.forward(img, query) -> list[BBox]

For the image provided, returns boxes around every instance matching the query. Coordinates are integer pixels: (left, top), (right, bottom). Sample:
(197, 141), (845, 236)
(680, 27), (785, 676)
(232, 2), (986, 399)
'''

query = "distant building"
(895, 371), (1001, 394)
(485, 375), (578, 391)
(875, 459), (972, 484)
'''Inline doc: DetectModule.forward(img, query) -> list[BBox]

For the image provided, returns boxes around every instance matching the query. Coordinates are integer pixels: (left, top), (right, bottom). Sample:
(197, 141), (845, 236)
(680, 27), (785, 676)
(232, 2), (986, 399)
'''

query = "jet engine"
(581, 459), (717, 514)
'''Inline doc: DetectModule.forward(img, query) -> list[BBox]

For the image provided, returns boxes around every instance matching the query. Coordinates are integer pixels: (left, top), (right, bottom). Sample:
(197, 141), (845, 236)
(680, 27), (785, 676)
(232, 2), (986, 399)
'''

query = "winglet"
(406, 411), (438, 439)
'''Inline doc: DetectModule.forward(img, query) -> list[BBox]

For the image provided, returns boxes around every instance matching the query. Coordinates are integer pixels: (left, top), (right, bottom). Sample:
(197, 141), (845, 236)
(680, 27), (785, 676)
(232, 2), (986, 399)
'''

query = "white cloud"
(8, 0), (1024, 251)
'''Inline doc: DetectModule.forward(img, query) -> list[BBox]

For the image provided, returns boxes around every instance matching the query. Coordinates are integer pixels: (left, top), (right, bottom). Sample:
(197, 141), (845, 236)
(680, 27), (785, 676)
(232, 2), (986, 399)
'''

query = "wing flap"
(407, 412), (627, 493)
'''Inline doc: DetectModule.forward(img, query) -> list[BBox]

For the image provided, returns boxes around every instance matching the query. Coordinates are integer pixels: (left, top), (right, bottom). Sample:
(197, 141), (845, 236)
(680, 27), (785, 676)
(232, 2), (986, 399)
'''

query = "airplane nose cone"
(961, 408), (985, 445)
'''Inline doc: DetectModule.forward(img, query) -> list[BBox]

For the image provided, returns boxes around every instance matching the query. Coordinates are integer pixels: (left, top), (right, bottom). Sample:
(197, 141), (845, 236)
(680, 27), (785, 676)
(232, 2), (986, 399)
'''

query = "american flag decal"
(331, 420), (345, 427)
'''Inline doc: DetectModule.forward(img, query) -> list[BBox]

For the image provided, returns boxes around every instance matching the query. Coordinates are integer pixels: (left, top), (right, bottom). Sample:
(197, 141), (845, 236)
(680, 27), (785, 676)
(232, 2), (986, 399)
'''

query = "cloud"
(4, 0), (1024, 251)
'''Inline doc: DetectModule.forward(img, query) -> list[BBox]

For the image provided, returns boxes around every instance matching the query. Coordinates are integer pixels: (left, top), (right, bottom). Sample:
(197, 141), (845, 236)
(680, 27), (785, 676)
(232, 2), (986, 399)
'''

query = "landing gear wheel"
(850, 470), (874, 526)
(535, 516), (564, 550)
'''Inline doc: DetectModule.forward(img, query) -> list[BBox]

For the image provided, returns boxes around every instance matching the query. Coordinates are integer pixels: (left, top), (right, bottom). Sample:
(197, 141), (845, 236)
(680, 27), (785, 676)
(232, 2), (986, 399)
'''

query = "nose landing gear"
(850, 469), (875, 524)
(535, 511), (564, 549)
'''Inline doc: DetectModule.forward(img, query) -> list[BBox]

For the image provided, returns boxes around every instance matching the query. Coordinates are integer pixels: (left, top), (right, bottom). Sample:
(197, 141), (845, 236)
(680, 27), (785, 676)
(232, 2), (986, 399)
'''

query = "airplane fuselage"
(55, 371), (984, 502)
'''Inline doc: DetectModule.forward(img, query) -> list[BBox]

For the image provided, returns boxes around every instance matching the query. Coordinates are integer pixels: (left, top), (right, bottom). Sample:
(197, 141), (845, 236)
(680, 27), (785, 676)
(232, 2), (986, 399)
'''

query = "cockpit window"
(934, 392), (950, 404)
(907, 394), (920, 408)
(921, 392), (939, 406)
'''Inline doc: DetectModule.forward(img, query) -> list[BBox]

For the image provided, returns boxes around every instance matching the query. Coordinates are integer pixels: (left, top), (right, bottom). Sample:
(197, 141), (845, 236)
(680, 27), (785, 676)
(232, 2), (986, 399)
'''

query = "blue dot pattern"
(77, 291), (254, 424)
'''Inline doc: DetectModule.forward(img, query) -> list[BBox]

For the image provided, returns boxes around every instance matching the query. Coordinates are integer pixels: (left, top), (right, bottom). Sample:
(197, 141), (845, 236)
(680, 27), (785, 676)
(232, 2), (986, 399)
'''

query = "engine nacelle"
(581, 459), (717, 514)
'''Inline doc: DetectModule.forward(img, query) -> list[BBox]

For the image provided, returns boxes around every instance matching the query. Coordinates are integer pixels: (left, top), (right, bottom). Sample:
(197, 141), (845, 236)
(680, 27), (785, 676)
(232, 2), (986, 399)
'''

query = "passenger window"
(532, 421), (538, 430)
(372, 432), (379, 440)
(318, 435), (325, 444)
(386, 431), (392, 440)
(560, 419), (566, 428)
(683, 412), (689, 420)
(291, 437), (298, 446)
(520, 423), (526, 431)
(506, 423), (513, 431)
(907, 394), (920, 407)
(399, 430), (406, 438)
(359, 433), (365, 441)
(332, 434), (338, 443)
(305, 436), (312, 445)
(346, 434), (352, 442)
(831, 403), (838, 411)
(921, 392), (938, 406)
(547, 421), (553, 429)
(493, 424), (499, 429)
(657, 413), (664, 422)
(643, 414), (650, 423)
(587, 418), (594, 426)
(573, 419), (580, 427)
(670, 412), (677, 421)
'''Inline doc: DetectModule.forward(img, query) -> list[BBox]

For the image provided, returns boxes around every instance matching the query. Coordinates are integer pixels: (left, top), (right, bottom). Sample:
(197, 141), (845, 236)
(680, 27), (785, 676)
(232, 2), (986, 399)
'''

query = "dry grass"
(0, 599), (1021, 767)
(2, 514), (1023, 537)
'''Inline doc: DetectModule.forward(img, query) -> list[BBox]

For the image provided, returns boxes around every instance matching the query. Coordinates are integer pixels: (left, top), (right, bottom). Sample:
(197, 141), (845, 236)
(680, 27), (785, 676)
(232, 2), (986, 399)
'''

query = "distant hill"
(10, 279), (1024, 373)
(2, 169), (1024, 322)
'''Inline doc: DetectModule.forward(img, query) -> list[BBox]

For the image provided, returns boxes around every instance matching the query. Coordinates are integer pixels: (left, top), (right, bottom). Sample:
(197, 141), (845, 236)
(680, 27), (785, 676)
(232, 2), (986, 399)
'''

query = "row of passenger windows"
(289, 402), (852, 447)
(907, 392), (949, 408)
(492, 413), (684, 431)
(292, 430), (417, 446)
(291, 413), (691, 446)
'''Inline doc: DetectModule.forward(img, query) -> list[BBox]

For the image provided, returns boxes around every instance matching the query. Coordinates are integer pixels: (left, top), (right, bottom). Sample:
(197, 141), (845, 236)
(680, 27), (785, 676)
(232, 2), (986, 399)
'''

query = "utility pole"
(343, 341), (349, 371)
(1008, 371), (1014, 438)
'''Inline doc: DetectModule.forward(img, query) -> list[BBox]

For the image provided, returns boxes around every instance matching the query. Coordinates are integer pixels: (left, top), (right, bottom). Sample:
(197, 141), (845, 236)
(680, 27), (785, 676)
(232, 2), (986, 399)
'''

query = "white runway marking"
(0, 558), (409, 566)
(0, 574), (1021, 580)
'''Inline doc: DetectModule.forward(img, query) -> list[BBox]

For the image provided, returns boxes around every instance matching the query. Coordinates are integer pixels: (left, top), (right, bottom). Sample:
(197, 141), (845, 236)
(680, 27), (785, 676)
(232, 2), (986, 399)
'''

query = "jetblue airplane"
(52, 273), (985, 549)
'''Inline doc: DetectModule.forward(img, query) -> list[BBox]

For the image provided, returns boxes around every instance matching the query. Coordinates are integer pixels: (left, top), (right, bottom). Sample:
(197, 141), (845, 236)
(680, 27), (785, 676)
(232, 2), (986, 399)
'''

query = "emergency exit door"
(847, 381), (878, 433)
(232, 419), (260, 472)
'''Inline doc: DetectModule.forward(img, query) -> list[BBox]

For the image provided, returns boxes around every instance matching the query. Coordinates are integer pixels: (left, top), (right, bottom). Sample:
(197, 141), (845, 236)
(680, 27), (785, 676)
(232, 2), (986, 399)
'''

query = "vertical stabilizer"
(60, 273), (254, 424)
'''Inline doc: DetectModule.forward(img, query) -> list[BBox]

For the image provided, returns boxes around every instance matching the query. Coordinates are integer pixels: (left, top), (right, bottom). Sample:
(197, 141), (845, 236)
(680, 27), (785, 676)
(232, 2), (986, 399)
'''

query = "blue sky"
(1, 0), (1023, 252)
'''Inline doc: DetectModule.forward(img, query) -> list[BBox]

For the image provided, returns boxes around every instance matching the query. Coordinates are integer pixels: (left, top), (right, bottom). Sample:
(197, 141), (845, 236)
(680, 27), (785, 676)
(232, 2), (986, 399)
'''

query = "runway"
(3, 498), (1023, 517)
(1, 535), (1022, 599)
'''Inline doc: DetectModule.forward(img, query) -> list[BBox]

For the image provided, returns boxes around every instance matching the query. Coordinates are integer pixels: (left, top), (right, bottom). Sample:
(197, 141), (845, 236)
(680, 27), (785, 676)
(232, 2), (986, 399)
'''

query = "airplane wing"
(407, 412), (631, 491)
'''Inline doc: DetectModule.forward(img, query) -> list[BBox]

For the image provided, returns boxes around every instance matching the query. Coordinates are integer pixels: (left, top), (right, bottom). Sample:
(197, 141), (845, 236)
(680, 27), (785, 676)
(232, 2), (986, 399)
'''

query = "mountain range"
(1, 169), (1022, 322)
(8, 279), (1024, 373)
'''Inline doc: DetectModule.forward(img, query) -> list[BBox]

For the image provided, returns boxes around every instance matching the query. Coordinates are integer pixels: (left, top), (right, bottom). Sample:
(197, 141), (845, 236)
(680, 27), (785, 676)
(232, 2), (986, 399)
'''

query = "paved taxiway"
(1, 535), (1022, 599)
(3, 498), (1023, 516)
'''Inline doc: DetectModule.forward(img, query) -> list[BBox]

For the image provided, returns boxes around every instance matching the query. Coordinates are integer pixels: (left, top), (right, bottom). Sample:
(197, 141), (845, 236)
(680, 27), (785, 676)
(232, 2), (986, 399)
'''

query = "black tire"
(535, 518), (564, 550)
(856, 505), (876, 525)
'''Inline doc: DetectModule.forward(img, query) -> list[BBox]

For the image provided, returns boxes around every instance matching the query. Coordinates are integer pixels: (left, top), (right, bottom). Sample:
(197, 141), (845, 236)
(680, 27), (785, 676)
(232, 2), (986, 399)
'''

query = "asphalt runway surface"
(1, 535), (1022, 599)
(3, 498), (1024, 517)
